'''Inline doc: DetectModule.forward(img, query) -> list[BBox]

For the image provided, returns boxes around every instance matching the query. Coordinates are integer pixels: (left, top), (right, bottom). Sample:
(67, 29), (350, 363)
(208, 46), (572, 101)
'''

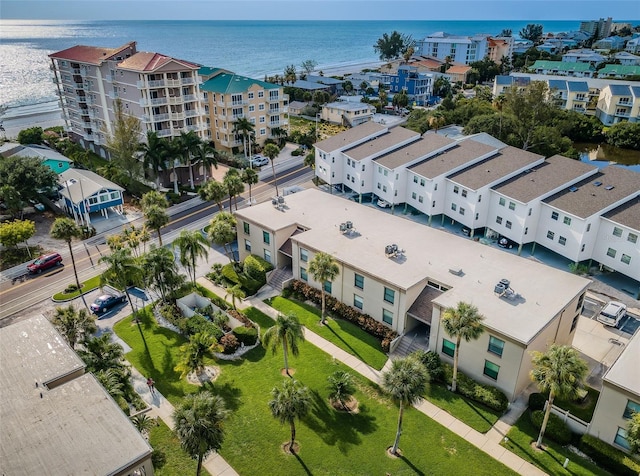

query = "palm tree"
(262, 313), (305, 377)
(428, 110), (446, 132)
(173, 391), (229, 476)
(164, 138), (183, 194)
(263, 143), (281, 196)
(207, 212), (237, 263)
(327, 370), (356, 411)
(441, 301), (485, 393)
(178, 130), (202, 190)
(530, 344), (588, 449)
(198, 178), (227, 211)
(195, 141), (218, 182)
(360, 81), (368, 95)
(240, 167), (259, 205)
(172, 230), (209, 287)
(142, 245), (185, 302)
(144, 204), (170, 247)
(99, 248), (143, 319)
(223, 168), (245, 211)
(131, 413), (156, 437)
(96, 367), (125, 402)
(139, 130), (169, 189)
(51, 305), (97, 349)
(233, 117), (254, 160)
(628, 412), (640, 453)
(225, 283), (245, 310)
(382, 356), (429, 456)
(50, 217), (88, 310)
(78, 333), (125, 373)
(140, 190), (169, 210)
(269, 378), (312, 454)
(174, 332), (219, 379)
(308, 251), (339, 325)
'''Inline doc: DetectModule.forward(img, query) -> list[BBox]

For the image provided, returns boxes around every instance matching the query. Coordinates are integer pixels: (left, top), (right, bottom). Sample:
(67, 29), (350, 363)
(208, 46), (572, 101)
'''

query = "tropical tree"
(51, 305), (97, 349)
(520, 24), (544, 44)
(225, 283), (245, 310)
(263, 143), (281, 196)
(240, 167), (259, 205)
(164, 138), (183, 194)
(283, 64), (297, 84)
(131, 413), (156, 437)
(207, 212), (237, 263)
(498, 28), (512, 37)
(142, 245), (184, 302)
(173, 391), (229, 476)
(99, 248), (143, 319)
(343, 80), (354, 95)
(96, 367), (125, 403)
(223, 168), (245, 211)
(373, 31), (414, 61)
(308, 251), (340, 325)
(382, 355), (429, 456)
(140, 190), (169, 210)
(628, 412), (640, 453)
(270, 127), (288, 148)
(233, 117), (254, 160)
(0, 219), (36, 251)
(199, 178), (227, 211)
(268, 378), (312, 453)
(262, 313), (305, 377)
(433, 76), (452, 97)
(143, 204), (170, 247)
(174, 332), (219, 379)
(104, 99), (143, 184)
(78, 333), (125, 373)
(327, 370), (356, 411)
(195, 141), (218, 182)
(0, 156), (57, 217)
(530, 344), (588, 449)
(178, 130), (202, 189)
(441, 301), (485, 393)
(173, 229), (209, 287)
(428, 110), (446, 133)
(139, 130), (169, 189)
(392, 90), (409, 111)
(360, 81), (369, 94)
(50, 217), (88, 309)
(300, 59), (318, 75)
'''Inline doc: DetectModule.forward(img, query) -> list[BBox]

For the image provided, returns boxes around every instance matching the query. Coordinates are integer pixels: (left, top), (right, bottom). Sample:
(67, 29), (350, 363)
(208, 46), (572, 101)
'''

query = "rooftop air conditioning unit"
(339, 223), (347, 232)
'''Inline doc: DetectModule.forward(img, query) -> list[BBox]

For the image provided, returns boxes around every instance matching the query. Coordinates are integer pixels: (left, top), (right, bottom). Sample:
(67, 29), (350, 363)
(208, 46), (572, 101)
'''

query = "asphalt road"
(0, 161), (314, 324)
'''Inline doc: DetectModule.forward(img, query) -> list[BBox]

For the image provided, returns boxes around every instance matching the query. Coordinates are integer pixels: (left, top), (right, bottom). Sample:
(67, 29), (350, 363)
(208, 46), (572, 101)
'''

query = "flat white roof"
(236, 189), (590, 344)
(604, 330), (640, 396)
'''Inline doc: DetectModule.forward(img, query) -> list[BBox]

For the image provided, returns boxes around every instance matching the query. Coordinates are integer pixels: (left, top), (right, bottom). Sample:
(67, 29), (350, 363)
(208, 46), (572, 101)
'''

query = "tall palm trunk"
(283, 340), (290, 376)
(196, 452), (204, 476)
(188, 158), (195, 190)
(392, 403), (404, 455)
(271, 161), (279, 196)
(320, 290), (326, 325)
(67, 241), (89, 310)
(157, 228), (164, 247)
(452, 336), (461, 392)
(536, 392), (555, 448)
(289, 421), (296, 453)
(173, 162), (179, 194)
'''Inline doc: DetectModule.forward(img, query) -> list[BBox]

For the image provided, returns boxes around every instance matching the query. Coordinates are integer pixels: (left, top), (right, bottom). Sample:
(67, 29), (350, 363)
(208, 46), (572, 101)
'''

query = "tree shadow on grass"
(293, 452), (313, 476)
(303, 389), (377, 455)
(399, 455), (425, 476)
(202, 380), (243, 411)
(243, 345), (267, 363)
(504, 417), (566, 476)
(427, 384), (500, 431)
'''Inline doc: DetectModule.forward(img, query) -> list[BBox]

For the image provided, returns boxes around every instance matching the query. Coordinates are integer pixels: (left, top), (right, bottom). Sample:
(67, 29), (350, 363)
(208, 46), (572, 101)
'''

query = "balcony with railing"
(150, 97), (168, 106)
(183, 94), (197, 102)
(181, 77), (195, 85)
(170, 112), (185, 121)
(105, 74), (113, 82)
(269, 108), (280, 114)
(185, 109), (199, 118)
(168, 96), (183, 105)
(72, 68), (82, 75)
(156, 129), (173, 137)
(231, 100), (247, 106)
(232, 113), (246, 120)
(109, 90), (119, 100)
(77, 95), (88, 103)
(266, 95), (282, 103)
(616, 99), (632, 107)
(615, 110), (631, 117)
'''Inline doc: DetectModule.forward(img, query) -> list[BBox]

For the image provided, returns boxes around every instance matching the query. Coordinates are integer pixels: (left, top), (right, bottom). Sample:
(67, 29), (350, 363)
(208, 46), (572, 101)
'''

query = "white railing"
(185, 109), (199, 117)
(181, 77), (195, 85)
(152, 113), (170, 122)
(170, 112), (184, 121)
(550, 403), (589, 435)
(168, 97), (183, 105)
(183, 94), (197, 102)
(150, 97), (168, 105)
(156, 129), (173, 137)
(166, 79), (181, 88)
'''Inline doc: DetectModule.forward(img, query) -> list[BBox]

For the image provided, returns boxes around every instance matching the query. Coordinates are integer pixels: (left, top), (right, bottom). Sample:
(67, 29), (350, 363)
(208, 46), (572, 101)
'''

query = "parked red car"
(27, 253), (62, 274)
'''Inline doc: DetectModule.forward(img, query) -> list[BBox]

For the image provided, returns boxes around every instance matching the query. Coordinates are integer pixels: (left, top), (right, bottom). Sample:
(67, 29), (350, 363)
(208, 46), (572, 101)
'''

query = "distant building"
(287, 100), (309, 116)
(305, 75), (344, 95)
(529, 60), (596, 78)
(614, 51), (640, 66)
(445, 64), (472, 84)
(492, 75), (531, 96)
(0, 143), (72, 174)
(321, 101), (375, 127)
(625, 37), (640, 54)
(0, 315), (154, 476)
(547, 79), (591, 113)
(598, 64), (640, 79)
(593, 36), (626, 51)
(562, 49), (606, 65)
(595, 84), (640, 126)
(417, 32), (493, 65)
(579, 17), (613, 39)
(381, 65), (433, 106)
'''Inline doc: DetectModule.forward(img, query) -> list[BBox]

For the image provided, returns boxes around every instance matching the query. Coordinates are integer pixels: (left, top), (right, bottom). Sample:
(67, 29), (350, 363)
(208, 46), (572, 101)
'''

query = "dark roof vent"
(593, 181), (602, 186)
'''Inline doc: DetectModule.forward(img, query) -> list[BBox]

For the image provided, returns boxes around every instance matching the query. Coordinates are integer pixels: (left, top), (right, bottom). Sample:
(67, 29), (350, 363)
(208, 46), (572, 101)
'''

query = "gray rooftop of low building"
(544, 166), (640, 219)
(0, 315), (152, 475)
(373, 133), (455, 169)
(609, 84), (632, 95)
(315, 122), (387, 154)
(448, 146), (544, 191)
(408, 139), (498, 179)
(604, 330), (640, 396)
(602, 195), (640, 232)
(567, 81), (589, 92)
(324, 101), (374, 112)
(306, 75), (343, 85)
(492, 155), (598, 203)
(344, 127), (419, 162)
(548, 79), (568, 91)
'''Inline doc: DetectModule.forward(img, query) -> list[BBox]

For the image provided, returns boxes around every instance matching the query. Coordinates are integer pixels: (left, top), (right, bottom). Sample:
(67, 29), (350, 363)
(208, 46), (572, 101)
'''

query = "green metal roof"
(198, 66), (225, 77)
(598, 64), (640, 76)
(200, 73), (280, 94)
(530, 61), (594, 72)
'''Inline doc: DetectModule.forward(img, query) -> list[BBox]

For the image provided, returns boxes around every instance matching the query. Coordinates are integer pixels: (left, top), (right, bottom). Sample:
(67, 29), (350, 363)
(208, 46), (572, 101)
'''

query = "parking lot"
(583, 297), (640, 335)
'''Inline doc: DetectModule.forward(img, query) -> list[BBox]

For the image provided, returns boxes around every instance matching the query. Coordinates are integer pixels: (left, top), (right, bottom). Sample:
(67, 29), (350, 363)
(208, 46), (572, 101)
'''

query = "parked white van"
(597, 301), (627, 327)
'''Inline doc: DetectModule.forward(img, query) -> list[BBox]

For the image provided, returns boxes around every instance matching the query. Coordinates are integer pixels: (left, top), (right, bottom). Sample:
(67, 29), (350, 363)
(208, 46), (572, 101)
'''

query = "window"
(248, 92), (254, 99)
(263, 249), (271, 263)
(508, 201), (516, 211)
(300, 248), (308, 262)
(383, 287), (395, 304)
(525, 227), (528, 235)
(433, 182), (436, 190)
(551, 211), (559, 221)
(621, 254), (631, 265)
(442, 339), (455, 357)
(628, 233), (638, 244)
(353, 294), (363, 310)
(461, 190), (467, 198)
(419, 196), (424, 203)
(413, 176), (418, 183)
(559, 236), (567, 246)
(244, 239), (251, 252)
(607, 247), (616, 258)
(354, 273), (364, 289)
(483, 360), (500, 380)
(506, 220), (512, 229)
(412, 192), (417, 199)
(300, 267), (308, 281)
(324, 280), (332, 293)
(570, 314), (579, 332)
(581, 243), (586, 252)
(454, 186), (459, 194)
(382, 185), (387, 192)
(263, 231), (270, 244)
(547, 230), (555, 240)
(420, 178), (426, 186)
(613, 227), (623, 237)
(475, 213), (479, 220)
(586, 223), (591, 232)
(528, 208), (532, 216)
(496, 216), (503, 225)
(451, 203), (457, 211)
(614, 427), (630, 450)
(488, 336), (505, 357)
(623, 400), (640, 419)
(382, 309), (393, 325)
(563, 216), (572, 226)
(459, 207), (466, 216)
(499, 197), (506, 206)
(243, 222), (250, 234)
(478, 195), (482, 203)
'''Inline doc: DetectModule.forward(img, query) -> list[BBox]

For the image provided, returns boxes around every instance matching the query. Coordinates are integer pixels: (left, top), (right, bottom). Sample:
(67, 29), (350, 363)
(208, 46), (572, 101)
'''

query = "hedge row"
(232, 326), (258, 346)
(528, 392), (547, 411)
(157, 303), (224, 340)
(442, 363), (509, 413)
(222, 263), (263, 295)
(530, 410), (573, 445)
(290, 279), (398, 351)
(579, 434), (640, 476)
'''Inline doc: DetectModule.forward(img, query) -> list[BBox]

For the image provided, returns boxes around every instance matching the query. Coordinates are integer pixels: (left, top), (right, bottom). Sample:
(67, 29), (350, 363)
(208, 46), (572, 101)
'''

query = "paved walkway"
(196, 278), (547, 476)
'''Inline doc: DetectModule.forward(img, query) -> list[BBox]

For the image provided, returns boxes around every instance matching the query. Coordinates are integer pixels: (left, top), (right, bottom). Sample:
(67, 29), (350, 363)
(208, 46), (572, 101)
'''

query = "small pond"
(574, 143), (640, 172)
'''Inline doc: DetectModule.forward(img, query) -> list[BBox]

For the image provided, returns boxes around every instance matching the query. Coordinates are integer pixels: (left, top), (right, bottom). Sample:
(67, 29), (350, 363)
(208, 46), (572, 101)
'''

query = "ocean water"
(0, 19), (587, 113)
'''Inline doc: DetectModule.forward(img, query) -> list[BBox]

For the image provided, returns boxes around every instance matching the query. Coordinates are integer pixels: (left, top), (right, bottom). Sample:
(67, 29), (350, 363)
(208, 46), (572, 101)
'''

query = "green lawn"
(118, 308), (519, 476)
(424, 383), (501, 433)
(149, 419), (204, 475)
(52, 275), (102, 301)
(266, 296), (388, 370)
(243, 307), (276, 333)
(503, 411), (611, 476)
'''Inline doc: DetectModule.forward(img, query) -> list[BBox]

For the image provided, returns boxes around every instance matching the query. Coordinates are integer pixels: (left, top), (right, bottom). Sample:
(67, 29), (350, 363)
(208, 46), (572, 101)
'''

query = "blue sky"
(2, 0), (638, 21)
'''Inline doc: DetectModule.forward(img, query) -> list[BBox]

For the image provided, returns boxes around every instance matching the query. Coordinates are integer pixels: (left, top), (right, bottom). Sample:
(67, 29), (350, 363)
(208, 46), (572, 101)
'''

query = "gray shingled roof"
(374, 133), (455, 169)
(408, 139), (497, 179)
(609, 84), (631, 96)
(492, 155), (598, 203)
(603, 195), (640, 232)
(344, 127), (419, 162)
(315, 122), (387, 154)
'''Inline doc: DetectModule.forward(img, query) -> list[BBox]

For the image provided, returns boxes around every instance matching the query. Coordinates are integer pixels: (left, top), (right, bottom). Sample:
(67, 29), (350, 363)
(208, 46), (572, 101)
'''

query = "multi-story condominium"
(589, 330), (640, 452)
(529, 60), (596, 78)
(314, 122), (640, 282)
(486, 36), (514, 63)
(320, 101), (375, 127)
(380, 65), (433, 105)
(626, 37), (640, 54)
(547, 79), (591, 113)
(417, 32), (490, 65)
(593, 35), (627, 51)
(579, 17), (613, 39)
(200, 70), (288, 153)
(562, 49), (605, 65)
(492, 75), (531, 96)
(598, 64), (640, 79)
(235, 189), (590, 401)
(596, 84), (640, 125)
(0, 315), (154, 475)
(49, 41), (205, 156)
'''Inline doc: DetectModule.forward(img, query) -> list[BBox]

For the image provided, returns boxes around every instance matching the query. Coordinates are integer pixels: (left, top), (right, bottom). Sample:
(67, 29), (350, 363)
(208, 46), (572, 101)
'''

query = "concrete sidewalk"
(197, 278), (547, 476)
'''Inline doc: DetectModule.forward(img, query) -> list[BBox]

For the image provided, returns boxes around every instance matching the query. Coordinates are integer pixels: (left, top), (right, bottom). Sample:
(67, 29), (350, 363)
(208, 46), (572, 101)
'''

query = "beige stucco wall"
(589, 382), (638, 451)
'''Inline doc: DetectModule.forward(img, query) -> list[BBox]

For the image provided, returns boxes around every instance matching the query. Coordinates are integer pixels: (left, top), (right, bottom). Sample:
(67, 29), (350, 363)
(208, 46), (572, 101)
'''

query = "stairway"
(391, 332), (430, 359)
(267, 267), (293, 291)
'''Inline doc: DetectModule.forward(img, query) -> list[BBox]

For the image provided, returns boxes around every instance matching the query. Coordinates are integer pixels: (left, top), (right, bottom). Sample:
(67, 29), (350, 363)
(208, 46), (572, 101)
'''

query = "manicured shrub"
(220, 334), (240, 354)
(528, 392), (546, 411)
(413, 350), (445, 382)
(530, 410), (573, 445)
(440, 363), (508, 412)
(243, 255), (267, 283)
(250, 254), (274, 272)
(233, 326), (258, 346)
(64, 283), (80, 293)
(579, 434), (640, 476)
(291, 149), (302, 156)
(221, 263), (241, 285)
(178, 314), (224, 341)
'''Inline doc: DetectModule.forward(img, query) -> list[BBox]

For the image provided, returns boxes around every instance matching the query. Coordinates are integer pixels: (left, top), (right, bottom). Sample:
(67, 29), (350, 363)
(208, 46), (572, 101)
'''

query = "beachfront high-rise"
(49, 42), (206, 156)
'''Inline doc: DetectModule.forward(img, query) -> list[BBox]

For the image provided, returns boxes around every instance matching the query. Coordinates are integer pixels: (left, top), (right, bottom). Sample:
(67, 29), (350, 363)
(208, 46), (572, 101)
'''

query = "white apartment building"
(416, 32), (512, 65)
